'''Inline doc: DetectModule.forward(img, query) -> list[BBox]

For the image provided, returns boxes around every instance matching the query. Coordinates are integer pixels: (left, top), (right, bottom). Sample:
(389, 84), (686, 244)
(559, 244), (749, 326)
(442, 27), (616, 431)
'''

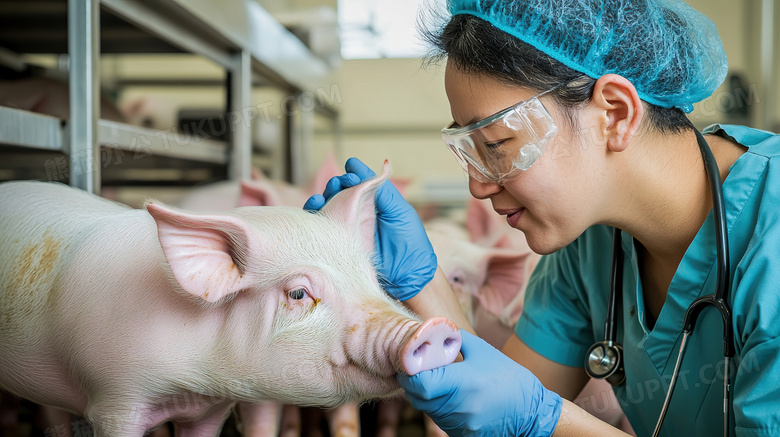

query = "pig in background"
(0, 77), (128, 123)
(0, 162), (462, 437)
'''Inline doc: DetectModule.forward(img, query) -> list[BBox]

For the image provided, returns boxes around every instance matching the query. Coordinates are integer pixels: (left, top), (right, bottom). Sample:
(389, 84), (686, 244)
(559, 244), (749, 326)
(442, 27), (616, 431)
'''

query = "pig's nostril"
(413, 342), (430, 358)
(400, 317), (462, 376)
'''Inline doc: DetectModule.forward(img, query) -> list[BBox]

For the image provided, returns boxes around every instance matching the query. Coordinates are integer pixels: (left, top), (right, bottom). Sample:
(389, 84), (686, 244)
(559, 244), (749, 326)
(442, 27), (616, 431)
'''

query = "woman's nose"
(468, 175), (502, 199)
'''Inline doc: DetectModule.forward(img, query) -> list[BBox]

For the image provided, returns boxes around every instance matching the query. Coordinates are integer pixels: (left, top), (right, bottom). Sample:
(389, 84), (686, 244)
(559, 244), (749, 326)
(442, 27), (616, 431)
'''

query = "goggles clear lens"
(441, 93), (557, 184)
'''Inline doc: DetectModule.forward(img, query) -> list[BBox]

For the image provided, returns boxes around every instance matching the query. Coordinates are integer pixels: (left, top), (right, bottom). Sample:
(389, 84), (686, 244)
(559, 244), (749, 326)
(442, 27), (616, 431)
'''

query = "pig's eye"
(288, 288), (307, 300)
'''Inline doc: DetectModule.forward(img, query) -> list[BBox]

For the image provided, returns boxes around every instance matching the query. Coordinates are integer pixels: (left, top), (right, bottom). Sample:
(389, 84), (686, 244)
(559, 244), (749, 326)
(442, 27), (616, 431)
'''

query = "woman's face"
(444, 63), (609, 254)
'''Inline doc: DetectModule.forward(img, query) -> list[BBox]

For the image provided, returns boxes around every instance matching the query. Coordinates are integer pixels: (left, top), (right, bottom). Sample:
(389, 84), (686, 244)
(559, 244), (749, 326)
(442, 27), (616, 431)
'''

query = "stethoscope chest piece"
(585, 341), (626, 386)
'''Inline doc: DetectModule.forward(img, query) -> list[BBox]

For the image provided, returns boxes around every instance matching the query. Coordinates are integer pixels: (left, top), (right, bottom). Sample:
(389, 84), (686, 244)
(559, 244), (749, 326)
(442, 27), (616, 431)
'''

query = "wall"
(332, 57), (467, 204)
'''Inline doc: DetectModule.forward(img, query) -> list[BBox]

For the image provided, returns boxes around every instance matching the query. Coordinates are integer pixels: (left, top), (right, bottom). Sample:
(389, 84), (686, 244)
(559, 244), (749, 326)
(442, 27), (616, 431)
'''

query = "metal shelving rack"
(0, 0), (339, 193)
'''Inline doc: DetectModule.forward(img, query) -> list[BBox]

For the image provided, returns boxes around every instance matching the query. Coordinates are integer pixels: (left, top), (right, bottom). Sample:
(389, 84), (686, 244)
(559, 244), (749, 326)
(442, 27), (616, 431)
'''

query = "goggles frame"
(441, 87), (559, 184)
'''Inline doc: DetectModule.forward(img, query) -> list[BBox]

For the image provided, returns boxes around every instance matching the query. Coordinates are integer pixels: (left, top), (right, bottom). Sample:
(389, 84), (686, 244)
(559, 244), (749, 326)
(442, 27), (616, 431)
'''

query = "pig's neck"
(185, 293), (280, 401)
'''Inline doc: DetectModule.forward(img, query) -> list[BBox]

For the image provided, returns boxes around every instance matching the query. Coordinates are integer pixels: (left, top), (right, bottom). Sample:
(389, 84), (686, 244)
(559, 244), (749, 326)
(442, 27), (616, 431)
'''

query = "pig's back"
(0, 181), (133, 286)
(0, 180), (132, 308)
(177, 180), (240, 211)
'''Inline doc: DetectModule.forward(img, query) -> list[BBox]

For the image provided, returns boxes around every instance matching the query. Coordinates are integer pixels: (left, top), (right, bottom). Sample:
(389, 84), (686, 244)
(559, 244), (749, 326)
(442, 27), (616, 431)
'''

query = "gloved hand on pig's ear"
(304, 157), (437, 301)
(397, 330), (563, 437)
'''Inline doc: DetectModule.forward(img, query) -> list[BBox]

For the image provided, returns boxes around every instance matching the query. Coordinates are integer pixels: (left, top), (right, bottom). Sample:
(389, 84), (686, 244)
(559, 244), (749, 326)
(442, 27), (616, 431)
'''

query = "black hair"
(421, 13), (694, 134)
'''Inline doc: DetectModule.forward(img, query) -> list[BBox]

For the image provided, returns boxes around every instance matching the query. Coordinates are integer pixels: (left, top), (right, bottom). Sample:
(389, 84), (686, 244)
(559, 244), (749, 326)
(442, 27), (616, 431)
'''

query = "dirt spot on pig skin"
(304, 298), (322, 315)
(8, 232), (62, 296)
(4, 232), (63, 327)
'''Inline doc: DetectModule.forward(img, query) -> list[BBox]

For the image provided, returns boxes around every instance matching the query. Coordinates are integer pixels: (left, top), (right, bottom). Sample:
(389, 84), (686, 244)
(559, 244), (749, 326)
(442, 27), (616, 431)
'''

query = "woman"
(306, 0), (780, 435)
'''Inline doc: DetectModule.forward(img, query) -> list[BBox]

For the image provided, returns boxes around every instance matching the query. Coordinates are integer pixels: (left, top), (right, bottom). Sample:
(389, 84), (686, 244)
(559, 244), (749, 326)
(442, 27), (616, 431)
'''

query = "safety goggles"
(441, 88), (558, 184)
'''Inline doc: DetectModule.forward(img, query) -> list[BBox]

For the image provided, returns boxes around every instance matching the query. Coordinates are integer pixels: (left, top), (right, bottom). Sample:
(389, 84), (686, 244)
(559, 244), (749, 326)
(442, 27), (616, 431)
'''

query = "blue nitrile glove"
(303, 157), (437, 301)
(397, 330), (563, 437)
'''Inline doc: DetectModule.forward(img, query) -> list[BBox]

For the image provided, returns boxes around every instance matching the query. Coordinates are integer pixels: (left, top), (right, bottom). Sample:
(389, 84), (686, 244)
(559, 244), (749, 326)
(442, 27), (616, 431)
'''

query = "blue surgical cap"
(447, 0), (729, 113)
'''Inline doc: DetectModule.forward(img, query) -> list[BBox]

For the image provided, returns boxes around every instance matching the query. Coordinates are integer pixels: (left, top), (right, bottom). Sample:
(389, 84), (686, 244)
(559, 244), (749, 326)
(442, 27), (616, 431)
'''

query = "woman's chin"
(526, 232), (571, 256)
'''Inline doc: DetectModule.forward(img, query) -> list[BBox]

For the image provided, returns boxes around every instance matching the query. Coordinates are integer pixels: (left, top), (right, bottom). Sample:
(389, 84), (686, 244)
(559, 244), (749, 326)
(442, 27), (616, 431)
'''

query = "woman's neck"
(617, 129), (713, 263)
(607, 129), (745, 324)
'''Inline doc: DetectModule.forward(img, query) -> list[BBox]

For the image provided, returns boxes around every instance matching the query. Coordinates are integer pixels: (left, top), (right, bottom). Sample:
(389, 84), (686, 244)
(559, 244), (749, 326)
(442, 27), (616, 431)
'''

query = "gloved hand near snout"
(398, 330), (563, 437)
(304, 157), (437, 301)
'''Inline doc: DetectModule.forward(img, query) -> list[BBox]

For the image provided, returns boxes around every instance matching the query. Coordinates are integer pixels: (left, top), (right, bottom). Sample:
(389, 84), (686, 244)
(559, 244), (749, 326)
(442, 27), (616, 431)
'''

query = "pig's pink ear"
(494, 234), (513, 249)
(239, 179), (281, 207)
(320, 160), (392, 253)
(390, 177), (411, 197)
(146, 202), (259, 303)
(251, 167), (266, 181)
(475, 249), (529, 320)
(466, 198), (501, 244)
(306, 152), (341, 196)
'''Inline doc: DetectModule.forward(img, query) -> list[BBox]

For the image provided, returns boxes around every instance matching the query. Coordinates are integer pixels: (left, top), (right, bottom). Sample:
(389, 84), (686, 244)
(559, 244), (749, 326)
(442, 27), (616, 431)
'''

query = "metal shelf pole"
(229, 50), (252, 181)
(760, 0), (775, 130)
(298, 103), (313, 186)
(68, 0), (100, 193)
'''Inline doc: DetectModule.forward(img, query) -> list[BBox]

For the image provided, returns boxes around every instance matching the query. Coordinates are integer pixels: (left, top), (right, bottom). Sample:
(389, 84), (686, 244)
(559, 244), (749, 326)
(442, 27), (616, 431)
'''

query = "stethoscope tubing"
(591, 130), (734, 436)
(651, 130), (734, 437)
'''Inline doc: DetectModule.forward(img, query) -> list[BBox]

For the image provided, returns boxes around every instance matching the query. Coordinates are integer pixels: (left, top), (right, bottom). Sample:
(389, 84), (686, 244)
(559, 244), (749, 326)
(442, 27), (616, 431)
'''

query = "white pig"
(176, 155), (342, 213)
(0, 161), (461, 437)
(0, 77), (127, 122)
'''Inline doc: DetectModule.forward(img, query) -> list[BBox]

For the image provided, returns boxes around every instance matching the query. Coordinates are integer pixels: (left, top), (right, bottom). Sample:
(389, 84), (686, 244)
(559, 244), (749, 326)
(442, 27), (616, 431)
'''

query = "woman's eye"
(452, 276), (463, 284)
(484, 139), (507, 149)
(289, 288), (307, 300)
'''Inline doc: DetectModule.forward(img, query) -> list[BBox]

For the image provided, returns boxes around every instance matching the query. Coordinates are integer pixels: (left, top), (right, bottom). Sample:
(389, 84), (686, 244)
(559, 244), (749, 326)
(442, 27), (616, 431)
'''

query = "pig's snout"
(399, 317), (462, 376)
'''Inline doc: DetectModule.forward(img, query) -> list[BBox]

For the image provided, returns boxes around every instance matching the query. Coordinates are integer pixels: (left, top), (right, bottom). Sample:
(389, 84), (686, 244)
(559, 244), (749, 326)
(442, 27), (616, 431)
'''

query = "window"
(338, 0), (444, 59)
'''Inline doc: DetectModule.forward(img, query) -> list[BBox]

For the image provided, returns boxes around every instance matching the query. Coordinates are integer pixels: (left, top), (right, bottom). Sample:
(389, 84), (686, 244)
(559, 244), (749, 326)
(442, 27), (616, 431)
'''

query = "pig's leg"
(39, 405), (73, 436)
(173, 402), (233, 437)
(0, 391), (20, 436)
(325, 403), (359, 437)
(374, 397), (403, 437)
(83, 408), (148, 437)
(84, 399), (185, 437)
(237, 402), (282, 436)
(279, 405), (302, 437)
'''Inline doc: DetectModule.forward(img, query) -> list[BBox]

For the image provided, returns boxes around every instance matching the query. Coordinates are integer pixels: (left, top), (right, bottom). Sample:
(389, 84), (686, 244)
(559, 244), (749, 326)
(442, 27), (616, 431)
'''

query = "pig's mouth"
(324, 356), (402, 404)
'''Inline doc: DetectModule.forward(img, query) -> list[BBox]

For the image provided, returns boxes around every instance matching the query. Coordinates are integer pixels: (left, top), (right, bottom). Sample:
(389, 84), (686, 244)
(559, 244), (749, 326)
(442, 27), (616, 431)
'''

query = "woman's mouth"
(496, 208), (525, 227)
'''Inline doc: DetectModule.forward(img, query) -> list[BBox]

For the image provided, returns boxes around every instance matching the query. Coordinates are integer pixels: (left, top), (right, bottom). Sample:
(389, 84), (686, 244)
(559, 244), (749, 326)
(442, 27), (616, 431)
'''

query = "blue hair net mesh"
(447, 0), (729, 112)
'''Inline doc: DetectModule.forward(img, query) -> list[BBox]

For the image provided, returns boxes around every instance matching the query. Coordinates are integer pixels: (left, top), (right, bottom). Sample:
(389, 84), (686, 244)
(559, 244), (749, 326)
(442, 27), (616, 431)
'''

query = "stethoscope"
(584, 130), (735, 437)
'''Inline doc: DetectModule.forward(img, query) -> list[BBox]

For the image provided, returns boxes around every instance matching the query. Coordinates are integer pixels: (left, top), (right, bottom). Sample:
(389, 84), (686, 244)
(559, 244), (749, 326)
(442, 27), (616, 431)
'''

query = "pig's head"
(145, 161), (461, 407)
(426, 219), (532, 332)
(466, 197), (534, 253)
(239, 156), (340, 208)
(238, 177), (283, 207)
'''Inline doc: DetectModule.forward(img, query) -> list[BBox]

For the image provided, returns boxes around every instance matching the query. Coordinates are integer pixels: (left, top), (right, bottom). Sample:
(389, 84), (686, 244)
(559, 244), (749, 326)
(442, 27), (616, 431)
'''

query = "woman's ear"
(591, 74), (644, 152)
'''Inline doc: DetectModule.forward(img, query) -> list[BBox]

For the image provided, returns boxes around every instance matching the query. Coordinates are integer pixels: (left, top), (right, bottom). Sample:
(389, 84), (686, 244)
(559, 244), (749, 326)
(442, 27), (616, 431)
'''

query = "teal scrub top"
(515, 124), (780, 436)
